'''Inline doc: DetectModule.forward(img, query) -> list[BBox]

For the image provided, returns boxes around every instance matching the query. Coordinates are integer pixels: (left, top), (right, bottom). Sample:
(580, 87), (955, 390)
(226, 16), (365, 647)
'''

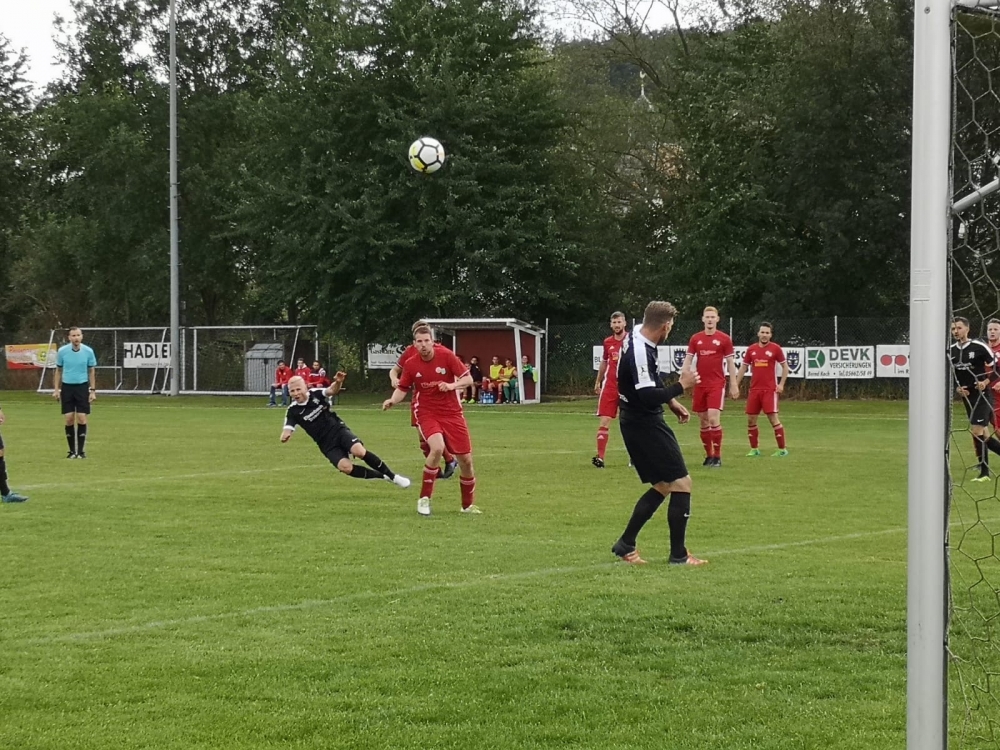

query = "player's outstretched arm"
(326, 371), (347, 397)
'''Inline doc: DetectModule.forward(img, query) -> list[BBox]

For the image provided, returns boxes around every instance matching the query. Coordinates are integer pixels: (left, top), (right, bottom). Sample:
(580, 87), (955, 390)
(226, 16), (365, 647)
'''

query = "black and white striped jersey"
(950, 339), (994, 390)
(617, 326), (684, 420)
(284, 388), (344, 443)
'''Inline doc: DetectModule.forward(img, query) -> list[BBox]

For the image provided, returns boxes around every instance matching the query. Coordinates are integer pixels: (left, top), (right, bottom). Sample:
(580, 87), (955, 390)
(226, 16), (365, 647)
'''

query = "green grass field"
(0, 394), (916, 748)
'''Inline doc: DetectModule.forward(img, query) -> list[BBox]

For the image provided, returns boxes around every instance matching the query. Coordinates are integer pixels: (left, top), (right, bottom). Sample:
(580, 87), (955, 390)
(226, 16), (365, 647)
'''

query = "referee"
(611, 301), (705, 565)
(52, 326), (97, 459)
(950, 316), (997, 481)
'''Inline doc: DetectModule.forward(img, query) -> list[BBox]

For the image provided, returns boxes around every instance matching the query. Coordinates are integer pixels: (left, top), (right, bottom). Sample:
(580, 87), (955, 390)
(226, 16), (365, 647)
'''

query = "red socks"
(774, 424), (786, 449)
(421, 465), (438, 499)
(596, 427), (609, 459)
(748, 426), (760, 449)
(708, 425), (722, 458)
(460, 476), (476, 509)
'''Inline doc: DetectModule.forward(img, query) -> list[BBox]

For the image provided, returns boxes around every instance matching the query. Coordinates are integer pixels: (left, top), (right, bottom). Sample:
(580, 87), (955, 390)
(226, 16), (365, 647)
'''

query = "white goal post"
(37, 325), (318, 396)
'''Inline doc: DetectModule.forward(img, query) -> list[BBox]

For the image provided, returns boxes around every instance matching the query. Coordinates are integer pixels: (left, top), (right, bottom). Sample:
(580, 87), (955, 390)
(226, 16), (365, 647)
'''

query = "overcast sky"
(1, 0), (673, 90)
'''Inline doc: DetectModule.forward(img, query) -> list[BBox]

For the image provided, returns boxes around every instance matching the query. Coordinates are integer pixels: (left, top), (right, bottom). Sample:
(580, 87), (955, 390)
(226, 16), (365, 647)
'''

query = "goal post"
(38, 325), (318, 396)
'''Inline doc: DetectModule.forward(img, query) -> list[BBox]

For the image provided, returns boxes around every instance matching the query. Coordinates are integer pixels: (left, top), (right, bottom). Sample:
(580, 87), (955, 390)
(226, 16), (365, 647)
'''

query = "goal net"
(37, 326), (318, 396)
(951, 8), (1000, 747)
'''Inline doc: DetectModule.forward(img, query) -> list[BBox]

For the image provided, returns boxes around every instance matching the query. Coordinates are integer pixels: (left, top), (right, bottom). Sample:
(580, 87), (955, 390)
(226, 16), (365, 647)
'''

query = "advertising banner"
(5, 344), (59, 370)
(876, 345), (909, 378)
(367, 343), (406, 370)
(124, 342), (172, 369)
(805, 347), (875, 379)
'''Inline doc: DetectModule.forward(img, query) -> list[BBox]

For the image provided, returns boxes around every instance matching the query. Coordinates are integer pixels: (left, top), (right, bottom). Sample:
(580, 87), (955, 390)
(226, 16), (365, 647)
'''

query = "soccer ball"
(408, 137), (446, 174)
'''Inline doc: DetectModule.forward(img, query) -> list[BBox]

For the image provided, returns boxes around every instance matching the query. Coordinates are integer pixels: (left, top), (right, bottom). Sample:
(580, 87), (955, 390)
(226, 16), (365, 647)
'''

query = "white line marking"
(22, 524), (911, 646)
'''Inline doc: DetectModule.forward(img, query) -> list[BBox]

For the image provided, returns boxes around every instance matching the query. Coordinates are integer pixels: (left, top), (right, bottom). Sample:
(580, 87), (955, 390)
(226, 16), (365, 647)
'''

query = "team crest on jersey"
(436, 367), (447, 375)
(713, 339), (721, 346)
(673, 349), (686, 369)
(786, 351), (800, 373)
(766, 351), (773, 358)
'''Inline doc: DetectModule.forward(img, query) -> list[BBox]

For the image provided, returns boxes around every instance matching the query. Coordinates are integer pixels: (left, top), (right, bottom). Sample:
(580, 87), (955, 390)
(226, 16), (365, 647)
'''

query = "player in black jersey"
(611, 300), (703, 565)
(281, 375), (410, 488)
(951, 317), (999, 481)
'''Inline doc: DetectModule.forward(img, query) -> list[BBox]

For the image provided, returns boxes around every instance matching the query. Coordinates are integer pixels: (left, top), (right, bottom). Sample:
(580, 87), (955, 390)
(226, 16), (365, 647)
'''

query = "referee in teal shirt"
(53, 327), (97, 458)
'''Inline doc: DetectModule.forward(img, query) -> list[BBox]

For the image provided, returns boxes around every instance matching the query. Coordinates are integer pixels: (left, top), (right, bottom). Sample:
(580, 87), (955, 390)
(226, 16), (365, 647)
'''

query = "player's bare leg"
(456, 453), (480, 513)
(746, 414), (761, 456)
(593, 415), (612, 468)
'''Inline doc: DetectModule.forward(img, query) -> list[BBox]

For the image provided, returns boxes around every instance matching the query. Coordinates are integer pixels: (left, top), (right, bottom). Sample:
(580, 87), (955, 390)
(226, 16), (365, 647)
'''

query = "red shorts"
(692, 384), (725, 413)
(597, 384), (620, 419)
(745, 390), (779, 416)
(417, 412), (473, 455)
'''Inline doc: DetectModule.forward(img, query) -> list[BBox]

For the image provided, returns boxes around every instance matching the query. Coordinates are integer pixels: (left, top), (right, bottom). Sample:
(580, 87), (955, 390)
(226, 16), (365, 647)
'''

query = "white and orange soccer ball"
(408, 137), (446, 174)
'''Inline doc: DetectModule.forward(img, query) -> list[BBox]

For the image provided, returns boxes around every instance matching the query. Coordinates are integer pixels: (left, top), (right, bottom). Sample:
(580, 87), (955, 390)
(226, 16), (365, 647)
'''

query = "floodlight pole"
(169, 0), (180, 396)
(908, 0), (950, 745)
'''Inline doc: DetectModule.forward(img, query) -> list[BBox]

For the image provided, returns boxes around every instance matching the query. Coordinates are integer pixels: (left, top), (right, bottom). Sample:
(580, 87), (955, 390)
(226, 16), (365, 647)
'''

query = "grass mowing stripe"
(19, 523), (918, 646)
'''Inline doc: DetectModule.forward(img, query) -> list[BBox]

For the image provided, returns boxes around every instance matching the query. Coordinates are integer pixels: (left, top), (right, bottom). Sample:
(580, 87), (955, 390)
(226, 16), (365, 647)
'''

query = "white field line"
(20, 524), (913, 646)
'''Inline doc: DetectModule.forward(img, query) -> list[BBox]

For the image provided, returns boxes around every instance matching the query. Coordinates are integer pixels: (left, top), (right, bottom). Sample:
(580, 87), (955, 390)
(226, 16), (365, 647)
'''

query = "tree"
(234, 0), (604, 348)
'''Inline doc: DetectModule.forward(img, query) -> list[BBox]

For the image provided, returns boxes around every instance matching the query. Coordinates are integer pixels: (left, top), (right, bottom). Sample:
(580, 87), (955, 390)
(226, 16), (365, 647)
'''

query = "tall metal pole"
(169, 0), (180, 396)
(908, 0), (950, 743)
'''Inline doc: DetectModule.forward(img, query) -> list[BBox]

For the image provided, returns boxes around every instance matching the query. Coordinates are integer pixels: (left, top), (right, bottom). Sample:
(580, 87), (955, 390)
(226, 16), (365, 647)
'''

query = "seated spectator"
(268, 359), (292, 407)
(521, 355), (537, 385)
(486, 355), (503, 403)
(500, 358), (518, 404)
(294, 358), (311, 381)
(307, 361), (331, 388)
(466, 356), (483, 404)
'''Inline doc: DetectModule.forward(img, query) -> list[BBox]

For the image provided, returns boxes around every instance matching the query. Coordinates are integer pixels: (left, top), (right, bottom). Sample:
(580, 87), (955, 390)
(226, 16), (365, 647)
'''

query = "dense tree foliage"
(0, 0), (916, 342)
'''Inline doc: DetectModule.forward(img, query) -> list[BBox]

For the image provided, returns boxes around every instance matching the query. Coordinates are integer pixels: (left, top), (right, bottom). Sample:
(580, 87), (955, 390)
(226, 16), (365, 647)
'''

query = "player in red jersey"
(682, 306), (739, 467)
(736, 322), (788, 457)
(988, 319), (1000, 429)
(389, 320), (458, 479)
(383, 325), (480, 516)
(592, 311), (628, 468)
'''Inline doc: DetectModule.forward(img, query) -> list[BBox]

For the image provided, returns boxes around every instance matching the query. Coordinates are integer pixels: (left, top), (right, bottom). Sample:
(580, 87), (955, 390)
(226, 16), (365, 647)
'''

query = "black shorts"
(620, 414), (688, 485)
(60, 383), (91, 415)
(964, 389), (995, 427)
(318, 427), (362, 467)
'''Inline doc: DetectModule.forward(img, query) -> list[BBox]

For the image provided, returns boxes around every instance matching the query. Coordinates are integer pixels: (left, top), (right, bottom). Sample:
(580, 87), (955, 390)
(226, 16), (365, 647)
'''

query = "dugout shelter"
(423, 318), (544, 404)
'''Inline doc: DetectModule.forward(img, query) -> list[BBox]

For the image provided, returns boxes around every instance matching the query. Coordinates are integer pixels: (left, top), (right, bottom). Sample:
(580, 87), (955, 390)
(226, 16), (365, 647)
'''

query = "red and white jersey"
(294, 365), (311, 380)
(396, 343), (451, 371)
(397, 347), (469, 416)
(686, 330), (735, 387)
(600, 334), (627, 391)
(744, 342), (786, 391)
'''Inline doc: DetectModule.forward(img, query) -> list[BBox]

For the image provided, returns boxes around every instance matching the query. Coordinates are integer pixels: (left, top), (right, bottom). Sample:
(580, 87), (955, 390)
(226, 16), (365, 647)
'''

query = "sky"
(0, 0), (674, 90)
(1, 0), (73, 88)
